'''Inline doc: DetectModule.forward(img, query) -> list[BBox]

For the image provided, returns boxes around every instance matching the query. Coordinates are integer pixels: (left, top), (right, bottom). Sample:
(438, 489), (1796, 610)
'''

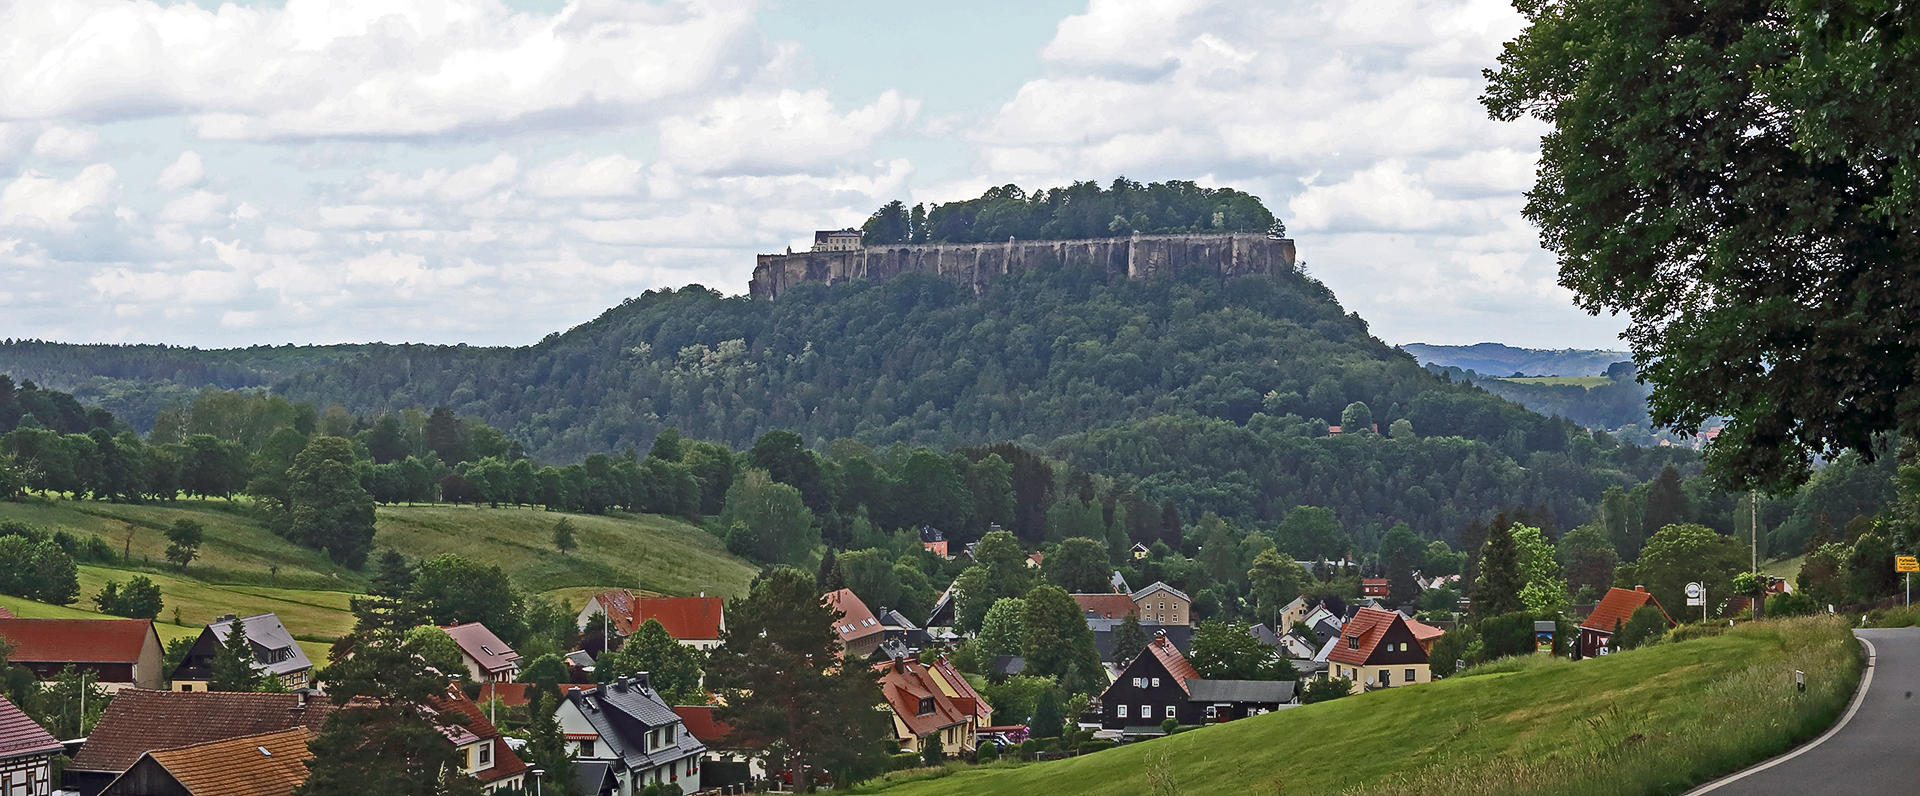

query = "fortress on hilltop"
(749, 231), (1298, 299)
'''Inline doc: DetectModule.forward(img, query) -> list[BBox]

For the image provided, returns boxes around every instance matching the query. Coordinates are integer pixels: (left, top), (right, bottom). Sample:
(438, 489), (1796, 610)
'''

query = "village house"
(671, 706), (758, 791)
(0, 695), (62, 796)
(65, 690), (335, 796)
(810, 229), (862, 251)
(919, 526), (949, 558)
(556, 676), (707, 795)
(0, 618), (164, 692)
(168, 613), (313, 692)
(1130, 542), (1150, 560)
(1361, 578), (1391, 598)
(439, 687), (531, 793)
(1094, 635), (1294, 735)
(441, 622), (521, 683)
(97, 728), (312, 796)
(1071, 593), (1137, 620)
(876, 657), (982, 755)
(575, 591), (727, 650)
(1579, 586), (1675, 658)
(1130, 582), (1191, 626)
(1325, 607), (1431, 694)
(824, 588), (885, 659)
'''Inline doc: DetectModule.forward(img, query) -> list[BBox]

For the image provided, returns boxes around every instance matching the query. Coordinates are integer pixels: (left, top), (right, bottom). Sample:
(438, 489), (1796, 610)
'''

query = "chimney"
(634, 672), (651, 691)
(892, 658), (905, 674)
(1635, 585), (1645, 592)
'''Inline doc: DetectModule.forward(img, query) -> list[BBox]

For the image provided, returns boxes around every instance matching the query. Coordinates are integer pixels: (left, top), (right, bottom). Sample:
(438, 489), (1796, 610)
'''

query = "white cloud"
(527, 153), (647, 198)
(31, 126), (101, 161)
(158, 189), (229, 224)
(156, 151), (206, 190)
(360, 153), (519, 203)
(0, 0), (771, 139)
(0, 163), (117, 232)
(659, 89), (916, 174)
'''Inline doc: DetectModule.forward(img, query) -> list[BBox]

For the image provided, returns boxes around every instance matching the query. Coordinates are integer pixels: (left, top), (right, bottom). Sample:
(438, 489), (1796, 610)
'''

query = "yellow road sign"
(1896, 556), (1918, 573)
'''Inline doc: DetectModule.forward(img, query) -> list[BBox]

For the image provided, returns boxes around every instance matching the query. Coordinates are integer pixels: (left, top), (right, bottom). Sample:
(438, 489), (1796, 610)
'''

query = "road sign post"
(1686, 581), (1705, 622)
(1898, 556), (1918, 607)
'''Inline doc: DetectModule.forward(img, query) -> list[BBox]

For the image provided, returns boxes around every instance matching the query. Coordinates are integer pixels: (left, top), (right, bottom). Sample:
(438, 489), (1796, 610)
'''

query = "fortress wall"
(749, 233), (1296, 299)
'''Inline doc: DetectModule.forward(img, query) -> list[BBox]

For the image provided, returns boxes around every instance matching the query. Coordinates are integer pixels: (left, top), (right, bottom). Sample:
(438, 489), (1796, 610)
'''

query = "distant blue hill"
(1398, 342), (1629, 377)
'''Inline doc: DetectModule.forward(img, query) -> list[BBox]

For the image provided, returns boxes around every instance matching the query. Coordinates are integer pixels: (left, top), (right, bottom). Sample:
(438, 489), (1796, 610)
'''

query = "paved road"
(1688, 628), (1920, 795)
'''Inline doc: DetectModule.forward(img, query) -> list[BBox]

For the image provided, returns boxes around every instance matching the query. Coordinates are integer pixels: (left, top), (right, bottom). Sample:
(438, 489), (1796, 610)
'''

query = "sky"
(0, 0), (1632, 351)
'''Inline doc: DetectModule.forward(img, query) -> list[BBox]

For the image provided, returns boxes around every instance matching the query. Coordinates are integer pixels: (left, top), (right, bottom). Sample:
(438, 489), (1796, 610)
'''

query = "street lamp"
(531, 768), (543, 796)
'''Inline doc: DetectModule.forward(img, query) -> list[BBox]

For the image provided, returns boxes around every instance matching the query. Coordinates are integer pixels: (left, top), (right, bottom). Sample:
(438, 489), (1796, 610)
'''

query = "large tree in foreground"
(1485, 0), (1920, 491)
(709, 568), (889, 791)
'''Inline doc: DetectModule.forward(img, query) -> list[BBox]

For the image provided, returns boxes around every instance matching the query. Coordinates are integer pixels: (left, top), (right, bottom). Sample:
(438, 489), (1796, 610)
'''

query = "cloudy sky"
(0, 0), (1630, 350)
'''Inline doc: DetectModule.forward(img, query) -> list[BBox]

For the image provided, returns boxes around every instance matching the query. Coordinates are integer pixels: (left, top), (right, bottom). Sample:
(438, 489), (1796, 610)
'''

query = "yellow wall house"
(1325, 607), (1431, 694)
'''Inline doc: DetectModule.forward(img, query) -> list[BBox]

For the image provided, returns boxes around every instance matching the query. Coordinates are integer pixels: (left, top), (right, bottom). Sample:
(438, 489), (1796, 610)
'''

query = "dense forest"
(858, 179), (1285, 245)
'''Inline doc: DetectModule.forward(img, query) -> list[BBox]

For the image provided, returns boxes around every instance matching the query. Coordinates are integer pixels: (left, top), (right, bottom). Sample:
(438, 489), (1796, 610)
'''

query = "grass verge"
(855, 617), (1861, 796)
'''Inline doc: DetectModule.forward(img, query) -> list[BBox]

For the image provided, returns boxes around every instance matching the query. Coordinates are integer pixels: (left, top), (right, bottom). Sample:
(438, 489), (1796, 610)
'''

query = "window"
(1406, 668), (1417, 683)
(181, 684), (193, 692)
(1204, 706), (1217, 719)
(1347, 636), (1359, 650)
(1117, 704), (1129, 718)
(1132, 677), (1142, 688)
(579, 740), (595, 757)
(1164, 706), (1176, 719)
(1140, 704), (1150, 718)
(1150, 677), (1160, 688)
(479, 743), (491, 764)
(665, 725), (675, 743)
(918, 696), (936, 716)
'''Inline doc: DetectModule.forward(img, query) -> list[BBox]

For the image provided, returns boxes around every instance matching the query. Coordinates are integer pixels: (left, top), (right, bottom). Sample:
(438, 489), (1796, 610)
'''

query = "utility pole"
(1750, 492), (1758, 573)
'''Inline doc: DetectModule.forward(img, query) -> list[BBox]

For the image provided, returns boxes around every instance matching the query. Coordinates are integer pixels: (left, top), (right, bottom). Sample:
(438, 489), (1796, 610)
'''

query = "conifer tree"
(295, 627), (476, 796)
(209, 615), (262, 692)
(1110, 613), (1148, 665)
(1474, 520), (1526, 617)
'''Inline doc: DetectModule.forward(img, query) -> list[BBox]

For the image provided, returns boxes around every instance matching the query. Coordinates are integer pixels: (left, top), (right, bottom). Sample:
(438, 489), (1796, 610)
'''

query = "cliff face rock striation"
(749, 232), (1297, 299)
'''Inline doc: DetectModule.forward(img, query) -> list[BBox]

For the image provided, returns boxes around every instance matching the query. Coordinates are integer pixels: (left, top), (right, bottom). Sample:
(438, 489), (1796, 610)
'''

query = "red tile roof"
(1326, 607), (1404, 667)
(1581, 587), (1673, 635)
(875, 659), (971, 739)
(589, 590), (643, 636)
(825, 589), (883, 644)
(671, 705), (732, 743)
(70, 690), (336, 773)
(438, 688), (529, 784)
(1404, 616), (1446, 650)
(635, 597), (725, 641)
(441, 623), (519, 674)
(0, 695), (61, 759)
(1071, 594), (1137, 619)
(1144, 635), (1200, 694)
(929, 656), (991, 724)
(0, 607), (13, 619)
(0, 618), (153, 664)
(129, 728), (314, 796)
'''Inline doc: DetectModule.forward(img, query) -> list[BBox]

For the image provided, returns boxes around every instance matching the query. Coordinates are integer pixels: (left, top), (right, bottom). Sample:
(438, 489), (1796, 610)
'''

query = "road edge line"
(1682, 633), (1878, 795)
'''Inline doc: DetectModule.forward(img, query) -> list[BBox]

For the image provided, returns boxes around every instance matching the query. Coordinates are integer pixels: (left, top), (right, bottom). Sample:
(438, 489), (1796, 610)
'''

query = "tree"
(165, 518), (203, 573)
(401, 626), (469, 679)
(920, 730), (944, 767)
(1845, 529), (1899, 604)
(411, 554), (526, 645)
(1559, 524), (1620, 598)
(94, 576), (163, 619)
(422, 407), (468, 466)
(1019, 585), (1105, 695)
(817, 547), (845, 591)
(1194, 513), (1242, 587)
(1042, 538), (1112, 594)
(1189, 621), (1292, 681)
(1377, 523), (1426, 608)
(709, 568), (889, 791)
(1615, 605), (1669, 650)
(596, 619), (704, 705)
(516, 654), (569, 708)
(521, 693), (575, 796)
(720, 469), (819, 566)
(551, 517), (577, 554)
(284, 436), (377, 569)
(369, 550), (415, 599)
(0, 536), (79, 605)
(648, 427), (683, 462)
(367, 415), (409, 465)
(1111, 613), (1148, 665)
(294, 628), (474, 796)
(1247, 549), (1305, 627)
(1388, 418), (1415, 440)
(1273, 506), (1348, 561)
(1484, 0), (1920, 492)
(1340, 401), (1373, 432)
(1614, 523), (1745, 619)
(1473, 521), (1525, 617)
(1510, 524), (1569, 616)
(1029, 688), (1064, 739)
(1643, 466), (1691, 535)
(977, 598), (1027, 658)
(209, 615), (263, 692)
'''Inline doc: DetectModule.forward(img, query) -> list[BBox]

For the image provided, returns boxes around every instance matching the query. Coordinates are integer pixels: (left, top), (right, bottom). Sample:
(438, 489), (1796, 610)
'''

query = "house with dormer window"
(556, 675), (706, 796)
(441, 622), (521, 683)
(169, 613), (313, 692)
(1094, 635), (1293, 735)
(876, 657), (984, 754)
(824, 589), (884, 659)
(1325, 607), (1430, 694)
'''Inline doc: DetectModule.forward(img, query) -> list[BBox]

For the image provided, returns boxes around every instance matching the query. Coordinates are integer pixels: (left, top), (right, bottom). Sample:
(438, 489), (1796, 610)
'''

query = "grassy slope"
(0, 498), (755, 654)
(861, 618), (1860, 796)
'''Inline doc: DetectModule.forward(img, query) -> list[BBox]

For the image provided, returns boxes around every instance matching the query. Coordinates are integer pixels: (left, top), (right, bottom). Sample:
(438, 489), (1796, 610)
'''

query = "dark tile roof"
(0, 695), (61, 759)
(200, 614), (311, 678)
(575, 760), (617, 795)
(1089, 621), (1191, 662)
(70, 690), (335, 773)
(566, 678), (705, 772)
(1185, 680), (1295, 703)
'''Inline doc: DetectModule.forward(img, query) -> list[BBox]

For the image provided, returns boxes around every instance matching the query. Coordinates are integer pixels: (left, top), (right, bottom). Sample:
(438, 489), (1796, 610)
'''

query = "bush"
(889, 752), (923, 771)
(1301, 677), (1354, 704)
(1767, 590), (1818, 618)
(1079, 739), (1116, 754)
(1667, 621), (1732, 644)
(975, 741), (997, 763)
(1618, 605), (1673, 649)
(1160, 717), (1179, 735)
(1475, 612), (1537, 660)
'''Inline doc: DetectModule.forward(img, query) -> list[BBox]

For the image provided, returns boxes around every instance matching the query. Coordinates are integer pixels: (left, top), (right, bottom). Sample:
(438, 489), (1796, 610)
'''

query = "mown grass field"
(859, 617), (1861, 796)
(0, 498), (756, 659)
(1494, 375), (1614, 388)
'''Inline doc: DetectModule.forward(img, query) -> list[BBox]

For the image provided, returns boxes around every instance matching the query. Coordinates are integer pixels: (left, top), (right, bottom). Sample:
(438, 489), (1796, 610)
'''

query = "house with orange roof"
(1403, 615), (1446, 654)
(441, 623), (521, 683)
(0, 618), (164, 691)
(1071, 593), (1137, 620)
(922, 656), (992, 731)
(575, 590), (727, 650)
(876, 657), (979, 754)
(1578, 586), (1674, 658)
(824, 589), (884, 659)
(1325, 607), (1430, 694)
(671, 705), (760, 790)
(437, 687), (531, 793)
(1094, 635), (1294, 733)
(96, 728), (312, 796)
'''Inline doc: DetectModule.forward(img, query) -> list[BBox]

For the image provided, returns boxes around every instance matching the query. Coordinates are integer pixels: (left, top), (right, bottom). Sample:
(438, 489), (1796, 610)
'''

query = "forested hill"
(259, 259), (1687, 543)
